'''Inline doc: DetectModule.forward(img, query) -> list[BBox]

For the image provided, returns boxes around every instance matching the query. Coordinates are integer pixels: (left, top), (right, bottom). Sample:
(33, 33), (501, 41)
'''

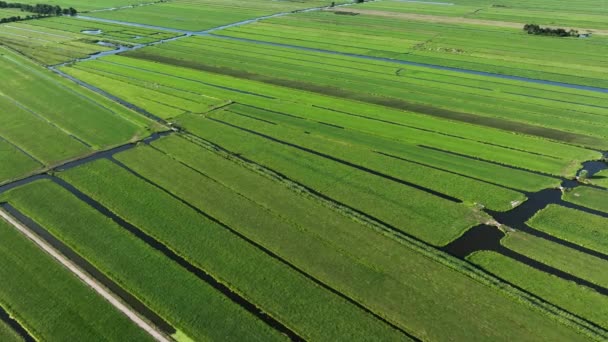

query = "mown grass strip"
(1, 179), (285, 342)
(527, 205), (608, 255)
(469, 251), (608, 329)
(503, 231), (608, 289)
(149, 133), (602, 341)
(176, 113), (482, 245)
(59, 158), (408, 341)
(563, 187), (608, 213)
(0, 214), (154, 341)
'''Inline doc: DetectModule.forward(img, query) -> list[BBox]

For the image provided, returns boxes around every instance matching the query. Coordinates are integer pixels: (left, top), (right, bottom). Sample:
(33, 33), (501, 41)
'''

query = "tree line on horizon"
(0, 2), (77, 23)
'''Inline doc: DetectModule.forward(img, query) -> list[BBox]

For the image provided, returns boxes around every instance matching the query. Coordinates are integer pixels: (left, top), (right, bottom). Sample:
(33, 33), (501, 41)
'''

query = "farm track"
(0, 202), (177, 336)
(0, 304), (35, 342)
(0, 207), (172, 342)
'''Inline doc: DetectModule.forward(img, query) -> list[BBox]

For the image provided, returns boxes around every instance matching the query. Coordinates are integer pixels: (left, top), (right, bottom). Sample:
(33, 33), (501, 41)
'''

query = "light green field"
(527, 205), (608, 255)
(359, 0), (608, 30)
(469, 251), (608, 329)
(216, 11), (608, 88)
(0, 139), (41, 185)
(0, 17), (178, 65)
(123, 35), (608, 149)
(86, 0), (348, 31)
(61, 54), (602, 177)
(0, 46), (154, 154)
(0, 180), (284, 342)
(60, 159), (409, 341)
(590, 169), (608, 188)
(0, 217), (154, 341)
(563, 186), (608, 213)
(503, 231), (608, 289)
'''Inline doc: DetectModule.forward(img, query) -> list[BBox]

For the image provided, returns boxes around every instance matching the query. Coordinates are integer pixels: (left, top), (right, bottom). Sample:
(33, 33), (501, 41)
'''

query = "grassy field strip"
(85, 0), (352, 31)
(95, 50), (608, 156)
(116, 144), (433, 337)
(185, 36), (608, 124)
(59, 159), (409, 341)
(67, 63), (226, 117)
(226, 103), (558, 192)
(186, 35), (608, 105)
(175, 36), (608, 110)
(563, 187), (608, 213)
(0, 138), (41, 186)
(527, 205), (608, 256)
(123, 45), (608, 149)
(64, 140), (596, 339)
(1, 180), (285, 342)
(503, 231), (608, 289)
(213, 11), (608, 87)
(0, 95), (92, 163)
(469, 251), (608, 330)
(63, 56), (600, 176)
(590, 170), (608, 188)
(208, 109), (526, 211)
(144, 36), (608, 142)
(0, 211), (156, 341)
(178, 113), (489, 245)
(113, 134), (604, 341)
(0, 47), (150, 149)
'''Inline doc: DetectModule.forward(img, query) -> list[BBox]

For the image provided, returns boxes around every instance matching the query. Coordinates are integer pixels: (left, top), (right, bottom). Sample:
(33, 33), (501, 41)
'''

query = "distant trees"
(523, 24), (579, 37)
(0, 2), (77, 24)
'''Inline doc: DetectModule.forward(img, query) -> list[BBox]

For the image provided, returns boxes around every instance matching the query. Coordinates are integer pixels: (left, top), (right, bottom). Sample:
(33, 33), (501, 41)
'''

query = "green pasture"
(0, 218), (153, 341)
(60, 159), (407, 342)
(527, 205), (608, 255)
(469, 251), (608, 329)
(1, 180), (283, 342)
(503, 231), (608, 289)
(563, 186), (608, 213)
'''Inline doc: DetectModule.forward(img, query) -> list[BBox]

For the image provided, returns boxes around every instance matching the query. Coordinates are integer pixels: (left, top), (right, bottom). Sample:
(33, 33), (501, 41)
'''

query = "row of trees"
(523, 24), (579, 37)
(0, 2), (77, 24)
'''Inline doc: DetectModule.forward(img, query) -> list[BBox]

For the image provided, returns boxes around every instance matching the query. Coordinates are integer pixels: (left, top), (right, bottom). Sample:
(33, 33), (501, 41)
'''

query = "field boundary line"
(0, 209), (172, 342)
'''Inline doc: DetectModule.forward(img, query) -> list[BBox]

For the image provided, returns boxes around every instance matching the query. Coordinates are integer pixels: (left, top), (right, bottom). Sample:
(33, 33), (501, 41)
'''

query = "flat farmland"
(0, 17), (179, 65)
(86, 0), (352, 31)
(0, 0), (607, 340)
(0, 46), (159, 184)
(216, 11), (608, 87)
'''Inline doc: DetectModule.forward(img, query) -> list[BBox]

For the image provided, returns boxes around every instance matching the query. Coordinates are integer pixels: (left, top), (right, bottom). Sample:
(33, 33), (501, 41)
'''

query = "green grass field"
(503, 231), (608, 289)
(0, 179), (284, 342)
(527, 205), (608, 255)
(1, 0), (607, 339)
(469, 251), (608, 329)
(86, 0), (348, 31)
(563, 186), (608, 213)
(0, 218), (154, 341)
(215, 11), (608, 88)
